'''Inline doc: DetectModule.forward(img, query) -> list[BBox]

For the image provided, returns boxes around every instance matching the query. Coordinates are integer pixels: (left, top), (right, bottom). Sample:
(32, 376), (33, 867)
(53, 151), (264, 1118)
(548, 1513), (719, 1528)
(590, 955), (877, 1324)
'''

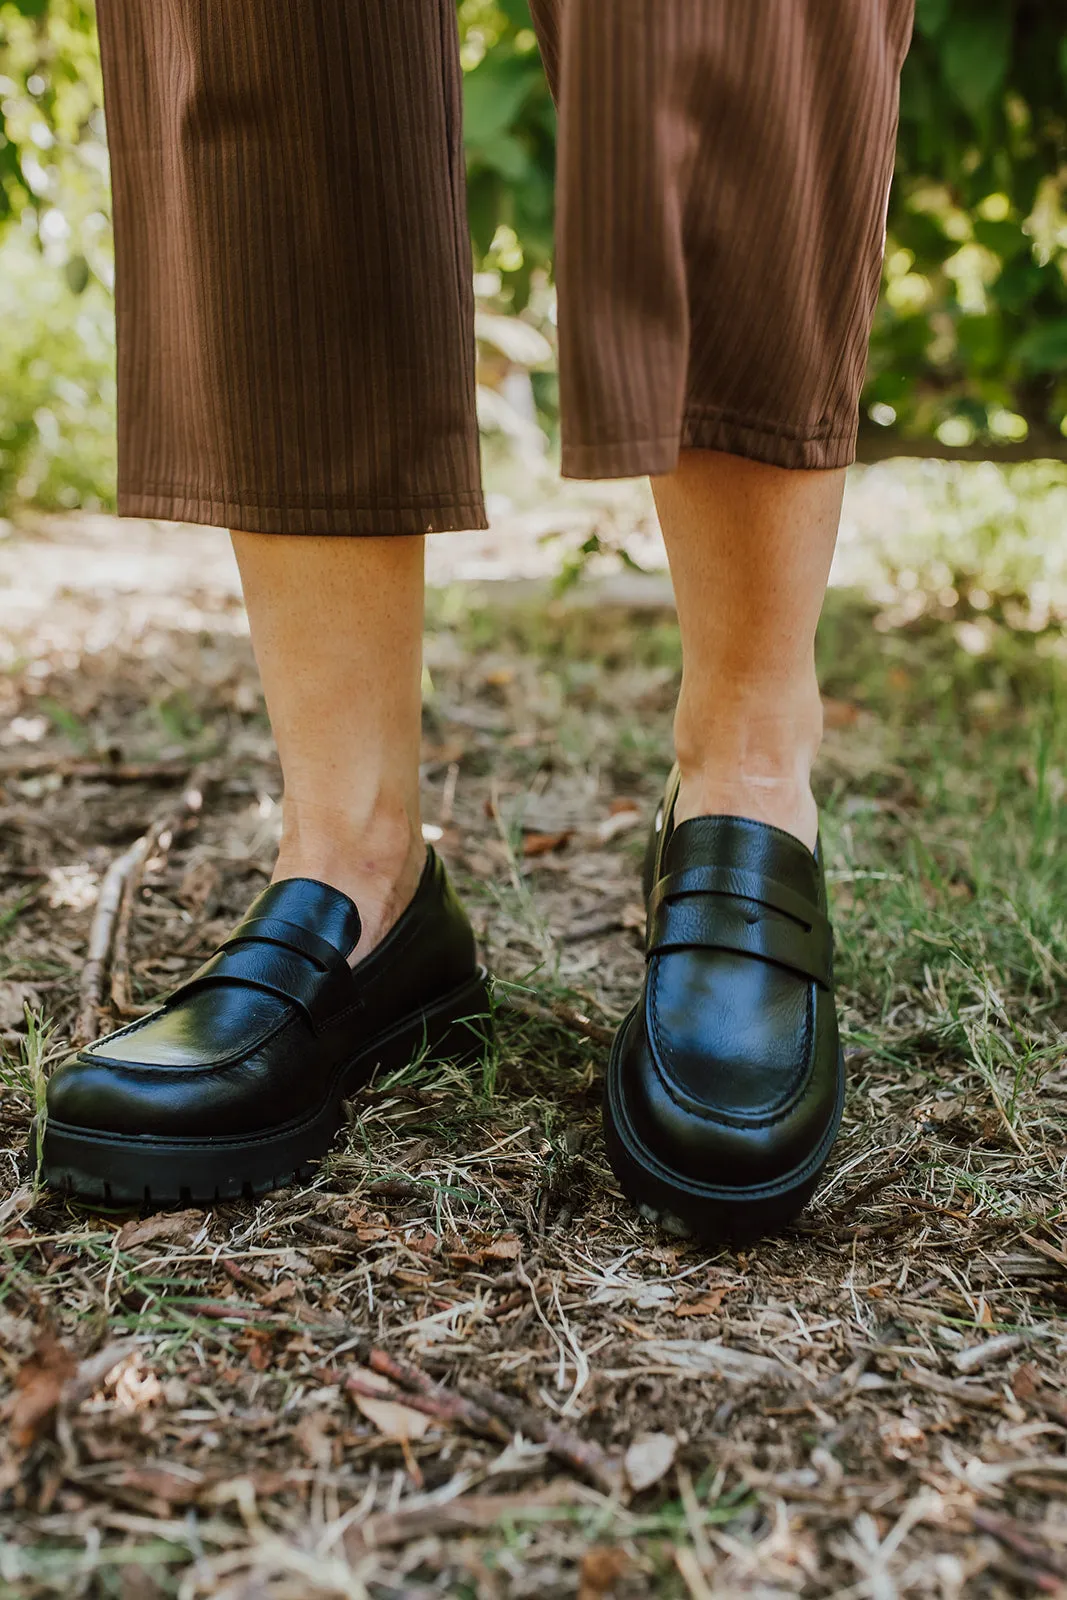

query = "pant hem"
(116, 488), (489, 536)
(561, 411), (858, 479)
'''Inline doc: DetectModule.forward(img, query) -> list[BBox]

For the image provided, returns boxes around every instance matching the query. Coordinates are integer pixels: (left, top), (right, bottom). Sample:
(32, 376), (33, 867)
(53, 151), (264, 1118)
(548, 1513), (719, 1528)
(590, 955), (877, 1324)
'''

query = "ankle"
(273, 794), (424, 958)
(672, 681), (823, 851)
(674, 768), (819, 852)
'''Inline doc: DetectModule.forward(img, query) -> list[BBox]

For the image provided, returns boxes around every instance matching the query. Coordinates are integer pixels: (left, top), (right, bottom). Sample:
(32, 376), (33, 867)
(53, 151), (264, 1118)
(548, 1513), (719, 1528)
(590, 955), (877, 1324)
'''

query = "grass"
(0, 496), (1065, 1595)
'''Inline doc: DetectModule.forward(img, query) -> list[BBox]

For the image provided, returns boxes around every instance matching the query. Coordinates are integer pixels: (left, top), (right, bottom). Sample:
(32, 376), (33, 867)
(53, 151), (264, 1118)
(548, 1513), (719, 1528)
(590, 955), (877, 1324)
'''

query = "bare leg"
(653, 449), (844, 853)
(230, 531), (426, 962)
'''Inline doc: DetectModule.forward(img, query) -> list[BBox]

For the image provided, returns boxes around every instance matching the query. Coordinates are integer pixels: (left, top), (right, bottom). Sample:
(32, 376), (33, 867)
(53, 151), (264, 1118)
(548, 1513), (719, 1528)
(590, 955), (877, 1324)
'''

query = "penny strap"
(169, 916), (354, 1027)
(646, 864), (832, 989)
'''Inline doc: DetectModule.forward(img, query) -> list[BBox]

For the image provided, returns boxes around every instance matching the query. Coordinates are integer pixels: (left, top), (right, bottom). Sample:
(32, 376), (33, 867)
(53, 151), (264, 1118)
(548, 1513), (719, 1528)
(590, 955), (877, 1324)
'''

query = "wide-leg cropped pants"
(95, 0), (914, 537)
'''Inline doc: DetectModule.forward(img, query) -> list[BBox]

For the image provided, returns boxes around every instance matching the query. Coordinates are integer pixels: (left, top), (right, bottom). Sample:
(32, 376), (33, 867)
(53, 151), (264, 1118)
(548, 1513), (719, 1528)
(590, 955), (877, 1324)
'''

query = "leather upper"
(613, 768), (841, 1190)
(47, 849), (477, 1139)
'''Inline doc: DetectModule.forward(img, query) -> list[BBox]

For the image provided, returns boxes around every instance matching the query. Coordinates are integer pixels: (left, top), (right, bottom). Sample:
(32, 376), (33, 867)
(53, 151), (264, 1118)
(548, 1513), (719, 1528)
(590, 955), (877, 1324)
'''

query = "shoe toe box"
(613, 953), (841, 1193)
(45, 991), (301, 1140)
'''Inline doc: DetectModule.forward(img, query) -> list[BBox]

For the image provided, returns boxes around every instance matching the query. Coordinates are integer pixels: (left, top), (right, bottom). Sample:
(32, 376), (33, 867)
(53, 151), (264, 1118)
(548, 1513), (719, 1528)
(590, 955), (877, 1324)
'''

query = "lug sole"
(39, 969), (493, 1207)
(603, 1016), (845, 1246)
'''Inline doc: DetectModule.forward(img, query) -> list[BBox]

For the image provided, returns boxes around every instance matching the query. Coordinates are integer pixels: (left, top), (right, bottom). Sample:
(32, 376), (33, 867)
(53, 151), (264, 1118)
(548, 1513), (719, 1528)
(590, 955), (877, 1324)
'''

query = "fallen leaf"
(624, 1431), (677, 1492)
(348, 1367), (431, 1441)
(579, 1545), (631, 1597)
(176, 858), (218, 913)
(674, 1285), (740, 1318)
(260, 1279), (298, 1308)
(120, 1568), (169, 1600)
(822, 697), (861, 728)
(0, 981), (40, 1030)
(479, 1235), (522, 1261)
(65, 1340), (139, 1410)
(247, 1337), (273, 1372)
(7, 1327), (77, 1448)
(420, 737), (466, 765)
(0, 1186), (35, 1235)
(881, 1417), (926, 1460)
(116, 1209), (205, 1250)
(522, 829), (573, 857)
(595, 808), (642, 844)
(114, 1464), (204, 1507)
(295, 1411), (333, 1468)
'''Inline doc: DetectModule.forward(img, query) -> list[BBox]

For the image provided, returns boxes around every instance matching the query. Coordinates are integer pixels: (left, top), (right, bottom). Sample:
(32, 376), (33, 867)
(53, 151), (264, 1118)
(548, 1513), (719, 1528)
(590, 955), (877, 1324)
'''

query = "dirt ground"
(0, 507), (1066, 1599)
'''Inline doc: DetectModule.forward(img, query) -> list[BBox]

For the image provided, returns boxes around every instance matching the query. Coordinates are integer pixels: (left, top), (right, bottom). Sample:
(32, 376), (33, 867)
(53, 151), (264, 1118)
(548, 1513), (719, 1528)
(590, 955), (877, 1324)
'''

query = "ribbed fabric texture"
(532, 0), (915, 477)
(96, 0), (484, 535)
(96, 0), (914, 535)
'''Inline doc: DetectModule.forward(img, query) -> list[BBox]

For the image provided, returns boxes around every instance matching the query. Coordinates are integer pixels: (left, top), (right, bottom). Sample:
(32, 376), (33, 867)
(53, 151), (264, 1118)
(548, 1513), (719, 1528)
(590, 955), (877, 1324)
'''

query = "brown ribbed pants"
(95, 0), (914, 537)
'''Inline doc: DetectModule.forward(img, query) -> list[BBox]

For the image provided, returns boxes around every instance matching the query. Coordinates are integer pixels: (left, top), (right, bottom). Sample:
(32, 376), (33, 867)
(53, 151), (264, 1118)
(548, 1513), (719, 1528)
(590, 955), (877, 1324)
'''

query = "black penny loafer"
(41, 849), (491, 1206)
(603, 767), (843, 1244)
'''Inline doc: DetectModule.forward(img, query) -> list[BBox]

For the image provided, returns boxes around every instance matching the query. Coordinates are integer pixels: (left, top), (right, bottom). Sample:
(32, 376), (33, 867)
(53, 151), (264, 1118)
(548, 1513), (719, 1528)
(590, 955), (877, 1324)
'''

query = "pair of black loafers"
(41, 770), (843, 1242)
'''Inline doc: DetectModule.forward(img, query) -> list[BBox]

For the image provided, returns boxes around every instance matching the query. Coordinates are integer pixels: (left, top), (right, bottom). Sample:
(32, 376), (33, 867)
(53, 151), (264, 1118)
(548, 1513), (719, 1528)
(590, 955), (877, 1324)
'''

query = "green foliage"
(0, 0), (113, 510)
(466, 0), (1067, 456)
(458, 0), (555, 310)
(870, 0), (1067, 451)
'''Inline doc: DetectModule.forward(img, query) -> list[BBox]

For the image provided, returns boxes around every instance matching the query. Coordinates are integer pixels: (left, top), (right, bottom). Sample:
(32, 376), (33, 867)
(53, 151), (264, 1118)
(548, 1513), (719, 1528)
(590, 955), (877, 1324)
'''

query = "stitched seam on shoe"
(84, 1009), (303, 1079)
(61, 971), (483, 1145)
(646, 956), (816, 1129)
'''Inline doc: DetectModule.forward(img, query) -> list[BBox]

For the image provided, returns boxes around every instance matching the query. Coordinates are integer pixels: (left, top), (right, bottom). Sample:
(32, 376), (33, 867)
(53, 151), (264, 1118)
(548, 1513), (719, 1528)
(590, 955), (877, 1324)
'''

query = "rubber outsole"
(38, 968), (493, 1207)
(603, 1014), (845, 1246)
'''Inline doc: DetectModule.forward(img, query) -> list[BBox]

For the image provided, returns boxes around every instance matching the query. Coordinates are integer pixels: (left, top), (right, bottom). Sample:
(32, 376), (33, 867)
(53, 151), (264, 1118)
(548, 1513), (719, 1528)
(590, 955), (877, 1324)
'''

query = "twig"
(299, 1219), (368, 1251)
(1021, 1232), (1067, 1272)
(77, 767), (212, 1041)
(972, 1510), (1067, 1582)
(487, 777), (524, 896)
(901, 1366), (1002, 1409)
(77, 834), (155, 1044)
(345, 1375), (508, 1443)
(108, 830), (157, 1018)
(498, 989), (616, 1047)
(352, 1487), (579, 1552)
(356, 1348), (624, 1494)
(560, 912), (627, 945)
(460, 1377), (625, 1495)
(362, 1349), (509, 1441)
(0, 755), (197, 783)
(220, 1258), (267, 1296)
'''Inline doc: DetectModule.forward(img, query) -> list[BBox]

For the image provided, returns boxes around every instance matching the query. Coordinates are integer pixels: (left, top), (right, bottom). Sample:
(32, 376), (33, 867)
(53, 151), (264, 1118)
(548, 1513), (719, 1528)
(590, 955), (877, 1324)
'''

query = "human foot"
(41, 853), (491, 1205)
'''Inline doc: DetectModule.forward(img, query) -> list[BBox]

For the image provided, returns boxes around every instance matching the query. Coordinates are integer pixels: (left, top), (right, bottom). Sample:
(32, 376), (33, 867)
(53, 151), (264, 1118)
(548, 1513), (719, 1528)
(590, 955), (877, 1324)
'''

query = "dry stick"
(459, 1378), (625, 1497)
(498, 990), (616, 1047)
(108, 828), (158, 1018)
(345, 1375), (509, 1443)
(365, 1348), (623, 1493)
(77, 833), (156, 1044)
(0, 755), (196, 783)
(77, 767), (212, 1042)
(972, 1510), (1067, 1583)
(1021, 1231), (1067, 1272)
(354, 1488), (577, 1552)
